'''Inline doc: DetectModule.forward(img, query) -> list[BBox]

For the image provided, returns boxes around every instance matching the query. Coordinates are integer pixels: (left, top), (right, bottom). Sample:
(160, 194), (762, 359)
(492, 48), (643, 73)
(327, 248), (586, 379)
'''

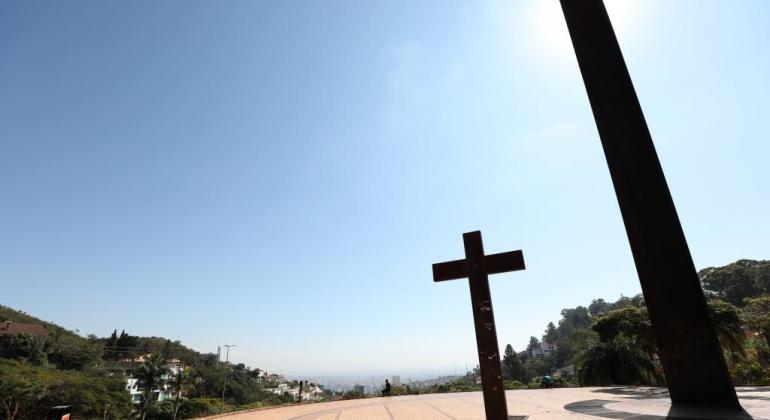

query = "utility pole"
(298, 380), (304, 403)
(220, 344), (237, 414)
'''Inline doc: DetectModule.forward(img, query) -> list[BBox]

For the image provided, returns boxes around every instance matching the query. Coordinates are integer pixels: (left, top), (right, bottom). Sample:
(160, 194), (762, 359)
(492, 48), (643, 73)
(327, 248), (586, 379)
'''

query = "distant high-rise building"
(353, 385), (365, 395)
(391, 375), (401, 387)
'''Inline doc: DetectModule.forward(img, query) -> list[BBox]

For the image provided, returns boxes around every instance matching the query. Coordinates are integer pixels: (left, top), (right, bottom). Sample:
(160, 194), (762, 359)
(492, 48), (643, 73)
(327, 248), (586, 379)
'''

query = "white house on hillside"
(531, 341), (557, 358)
(266, 383), (324, 401)
(126, 357), (184, 405)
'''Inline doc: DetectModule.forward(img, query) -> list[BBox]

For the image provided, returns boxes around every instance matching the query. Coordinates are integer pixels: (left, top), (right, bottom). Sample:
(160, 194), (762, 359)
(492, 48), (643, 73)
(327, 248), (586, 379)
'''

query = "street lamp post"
(220, 344), (237, 414)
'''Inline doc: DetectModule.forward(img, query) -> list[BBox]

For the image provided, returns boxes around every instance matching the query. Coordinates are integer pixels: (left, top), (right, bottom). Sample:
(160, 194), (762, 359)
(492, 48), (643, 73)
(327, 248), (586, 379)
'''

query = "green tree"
(501, 344), (525, 382)
(44, 371), (132, 419)
(629, 294), (645, 308)
(0, 361), (46, 420)
(116, 330), (139, 360)
(588, 299), (611, 316)
(550, 328), (598, 368)
(543, 322), (558, 344)
(522, 356), (555, 382)
(575, 336), (657, 385)
(576, 300), (744, 386)
(170, 367), (191, 420)
(592, 306), (656, 358)
(105, 329), (119, 360)
(755, 263), (770, 294)
(574, 306), (660, 386)
(161, 339), (174, 360)
(699, 260), (769, 306)
(613, 295), (631, 309)
(133, 337), (199, 366)
(557, 307), (591, 337)
(223, 363), (264, 405)
(47, 334), (103, 370)
(1, 334), (47, 366)
(743, 295), (770, 348)
(526, 337), (540, 357)
(0, 359), (132, 420)
(706, 298), (746, 358)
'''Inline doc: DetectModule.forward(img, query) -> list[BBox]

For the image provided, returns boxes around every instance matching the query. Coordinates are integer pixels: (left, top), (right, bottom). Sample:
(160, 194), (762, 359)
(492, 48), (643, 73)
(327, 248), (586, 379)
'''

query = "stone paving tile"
(206, 387), (770, 420)
(420, 397), (483, 420)
(338, 406), (391, 420)
(385, 401), (447, 420)
(310, 414), (337, 420)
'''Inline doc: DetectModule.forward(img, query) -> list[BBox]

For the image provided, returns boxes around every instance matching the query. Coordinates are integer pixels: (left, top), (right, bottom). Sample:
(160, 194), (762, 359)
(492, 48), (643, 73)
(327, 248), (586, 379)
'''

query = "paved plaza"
(206, 387), (770, 420)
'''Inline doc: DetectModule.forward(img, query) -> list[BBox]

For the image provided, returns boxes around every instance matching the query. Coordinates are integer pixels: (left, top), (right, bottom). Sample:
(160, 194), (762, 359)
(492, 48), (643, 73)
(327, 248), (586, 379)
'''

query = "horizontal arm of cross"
(432, 250), (525, 282)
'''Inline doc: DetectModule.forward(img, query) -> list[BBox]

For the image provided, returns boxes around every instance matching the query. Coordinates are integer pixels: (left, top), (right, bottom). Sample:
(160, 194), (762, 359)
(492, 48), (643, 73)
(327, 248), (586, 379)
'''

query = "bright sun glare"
(530, 0), (641, 57)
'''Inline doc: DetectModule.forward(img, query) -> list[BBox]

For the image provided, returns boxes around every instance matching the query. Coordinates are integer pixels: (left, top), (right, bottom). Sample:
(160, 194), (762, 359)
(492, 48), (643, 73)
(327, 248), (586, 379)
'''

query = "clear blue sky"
(1, 0), (768, 376)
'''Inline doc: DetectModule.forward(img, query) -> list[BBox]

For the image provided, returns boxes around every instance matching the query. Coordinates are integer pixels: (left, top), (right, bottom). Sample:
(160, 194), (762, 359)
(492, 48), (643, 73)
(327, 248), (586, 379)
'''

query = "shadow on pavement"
(565, 399), (756, 420)
(591, 386), (670, 400)
(667, 405), (753, 420)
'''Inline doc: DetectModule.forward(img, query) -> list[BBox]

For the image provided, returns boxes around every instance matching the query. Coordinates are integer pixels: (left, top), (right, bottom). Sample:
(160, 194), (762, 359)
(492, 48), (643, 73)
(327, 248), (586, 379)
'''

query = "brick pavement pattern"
(205, 387), (770, 420)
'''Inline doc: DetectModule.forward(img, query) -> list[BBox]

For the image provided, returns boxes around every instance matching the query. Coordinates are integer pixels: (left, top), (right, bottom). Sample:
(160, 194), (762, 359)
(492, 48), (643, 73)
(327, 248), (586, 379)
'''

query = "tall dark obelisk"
(559, 0), (739, 408)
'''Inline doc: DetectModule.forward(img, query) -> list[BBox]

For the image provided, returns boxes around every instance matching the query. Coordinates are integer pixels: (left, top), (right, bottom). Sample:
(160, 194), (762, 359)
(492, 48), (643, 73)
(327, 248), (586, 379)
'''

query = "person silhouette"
(542, 374), (553, 389)
(381, 379), (392, 396)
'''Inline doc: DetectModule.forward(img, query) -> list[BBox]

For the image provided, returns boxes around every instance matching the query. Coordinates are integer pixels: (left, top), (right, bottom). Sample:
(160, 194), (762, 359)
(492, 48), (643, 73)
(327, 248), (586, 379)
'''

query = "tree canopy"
(699, 259), (770, 306)
(510, 259), (770, 387)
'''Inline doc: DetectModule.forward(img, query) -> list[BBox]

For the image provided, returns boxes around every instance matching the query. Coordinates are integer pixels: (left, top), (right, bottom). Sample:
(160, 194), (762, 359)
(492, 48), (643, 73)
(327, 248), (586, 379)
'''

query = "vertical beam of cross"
(433, 231), (526, 420)
(559, 0), (739, 408)
(463, 232), (507, 420)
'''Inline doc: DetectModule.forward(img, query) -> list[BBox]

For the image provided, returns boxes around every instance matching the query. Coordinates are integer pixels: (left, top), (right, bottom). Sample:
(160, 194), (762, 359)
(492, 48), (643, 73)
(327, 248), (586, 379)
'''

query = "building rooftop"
(0, 321), (48, 337)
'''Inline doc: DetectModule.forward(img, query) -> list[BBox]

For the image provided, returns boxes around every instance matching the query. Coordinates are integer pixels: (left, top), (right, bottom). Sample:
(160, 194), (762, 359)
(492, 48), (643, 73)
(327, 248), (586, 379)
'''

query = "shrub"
(175, 397), (232, 418)
(503, 380), (526, 390)
(342, 390), (364, 400)
(237, 401), (266, 410)
(528, 377), (543, 389)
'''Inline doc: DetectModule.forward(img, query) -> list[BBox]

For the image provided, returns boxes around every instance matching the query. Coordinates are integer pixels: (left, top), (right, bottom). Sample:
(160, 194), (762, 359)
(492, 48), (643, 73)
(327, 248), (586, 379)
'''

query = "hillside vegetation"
(497, 259), (770, 387)
(0, 307), (294, 419)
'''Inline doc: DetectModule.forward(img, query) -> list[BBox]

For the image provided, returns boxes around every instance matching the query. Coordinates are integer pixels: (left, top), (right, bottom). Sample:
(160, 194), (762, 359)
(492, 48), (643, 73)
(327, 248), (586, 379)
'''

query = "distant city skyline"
(2, 0), (769, 376)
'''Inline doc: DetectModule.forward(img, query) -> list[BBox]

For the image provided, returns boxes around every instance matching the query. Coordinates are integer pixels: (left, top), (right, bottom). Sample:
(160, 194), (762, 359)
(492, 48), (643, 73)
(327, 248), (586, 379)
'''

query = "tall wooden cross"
(432, 231), (525, 420)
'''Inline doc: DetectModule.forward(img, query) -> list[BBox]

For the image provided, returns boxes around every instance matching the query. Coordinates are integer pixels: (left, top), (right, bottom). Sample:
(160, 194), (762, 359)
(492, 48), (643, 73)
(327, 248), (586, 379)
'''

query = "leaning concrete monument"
(559, 0), (740, 409)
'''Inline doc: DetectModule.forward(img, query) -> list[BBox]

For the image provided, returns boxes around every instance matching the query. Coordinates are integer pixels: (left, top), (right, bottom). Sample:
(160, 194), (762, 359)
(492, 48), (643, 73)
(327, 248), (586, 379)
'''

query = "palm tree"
(575, 336), (658, 385)
(707, 298), (746, 358)
(579, 299), (747, 387)
(131, 355), (171, 420)
(171, 367), (191, 420)
(576, 307), (660, 386)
